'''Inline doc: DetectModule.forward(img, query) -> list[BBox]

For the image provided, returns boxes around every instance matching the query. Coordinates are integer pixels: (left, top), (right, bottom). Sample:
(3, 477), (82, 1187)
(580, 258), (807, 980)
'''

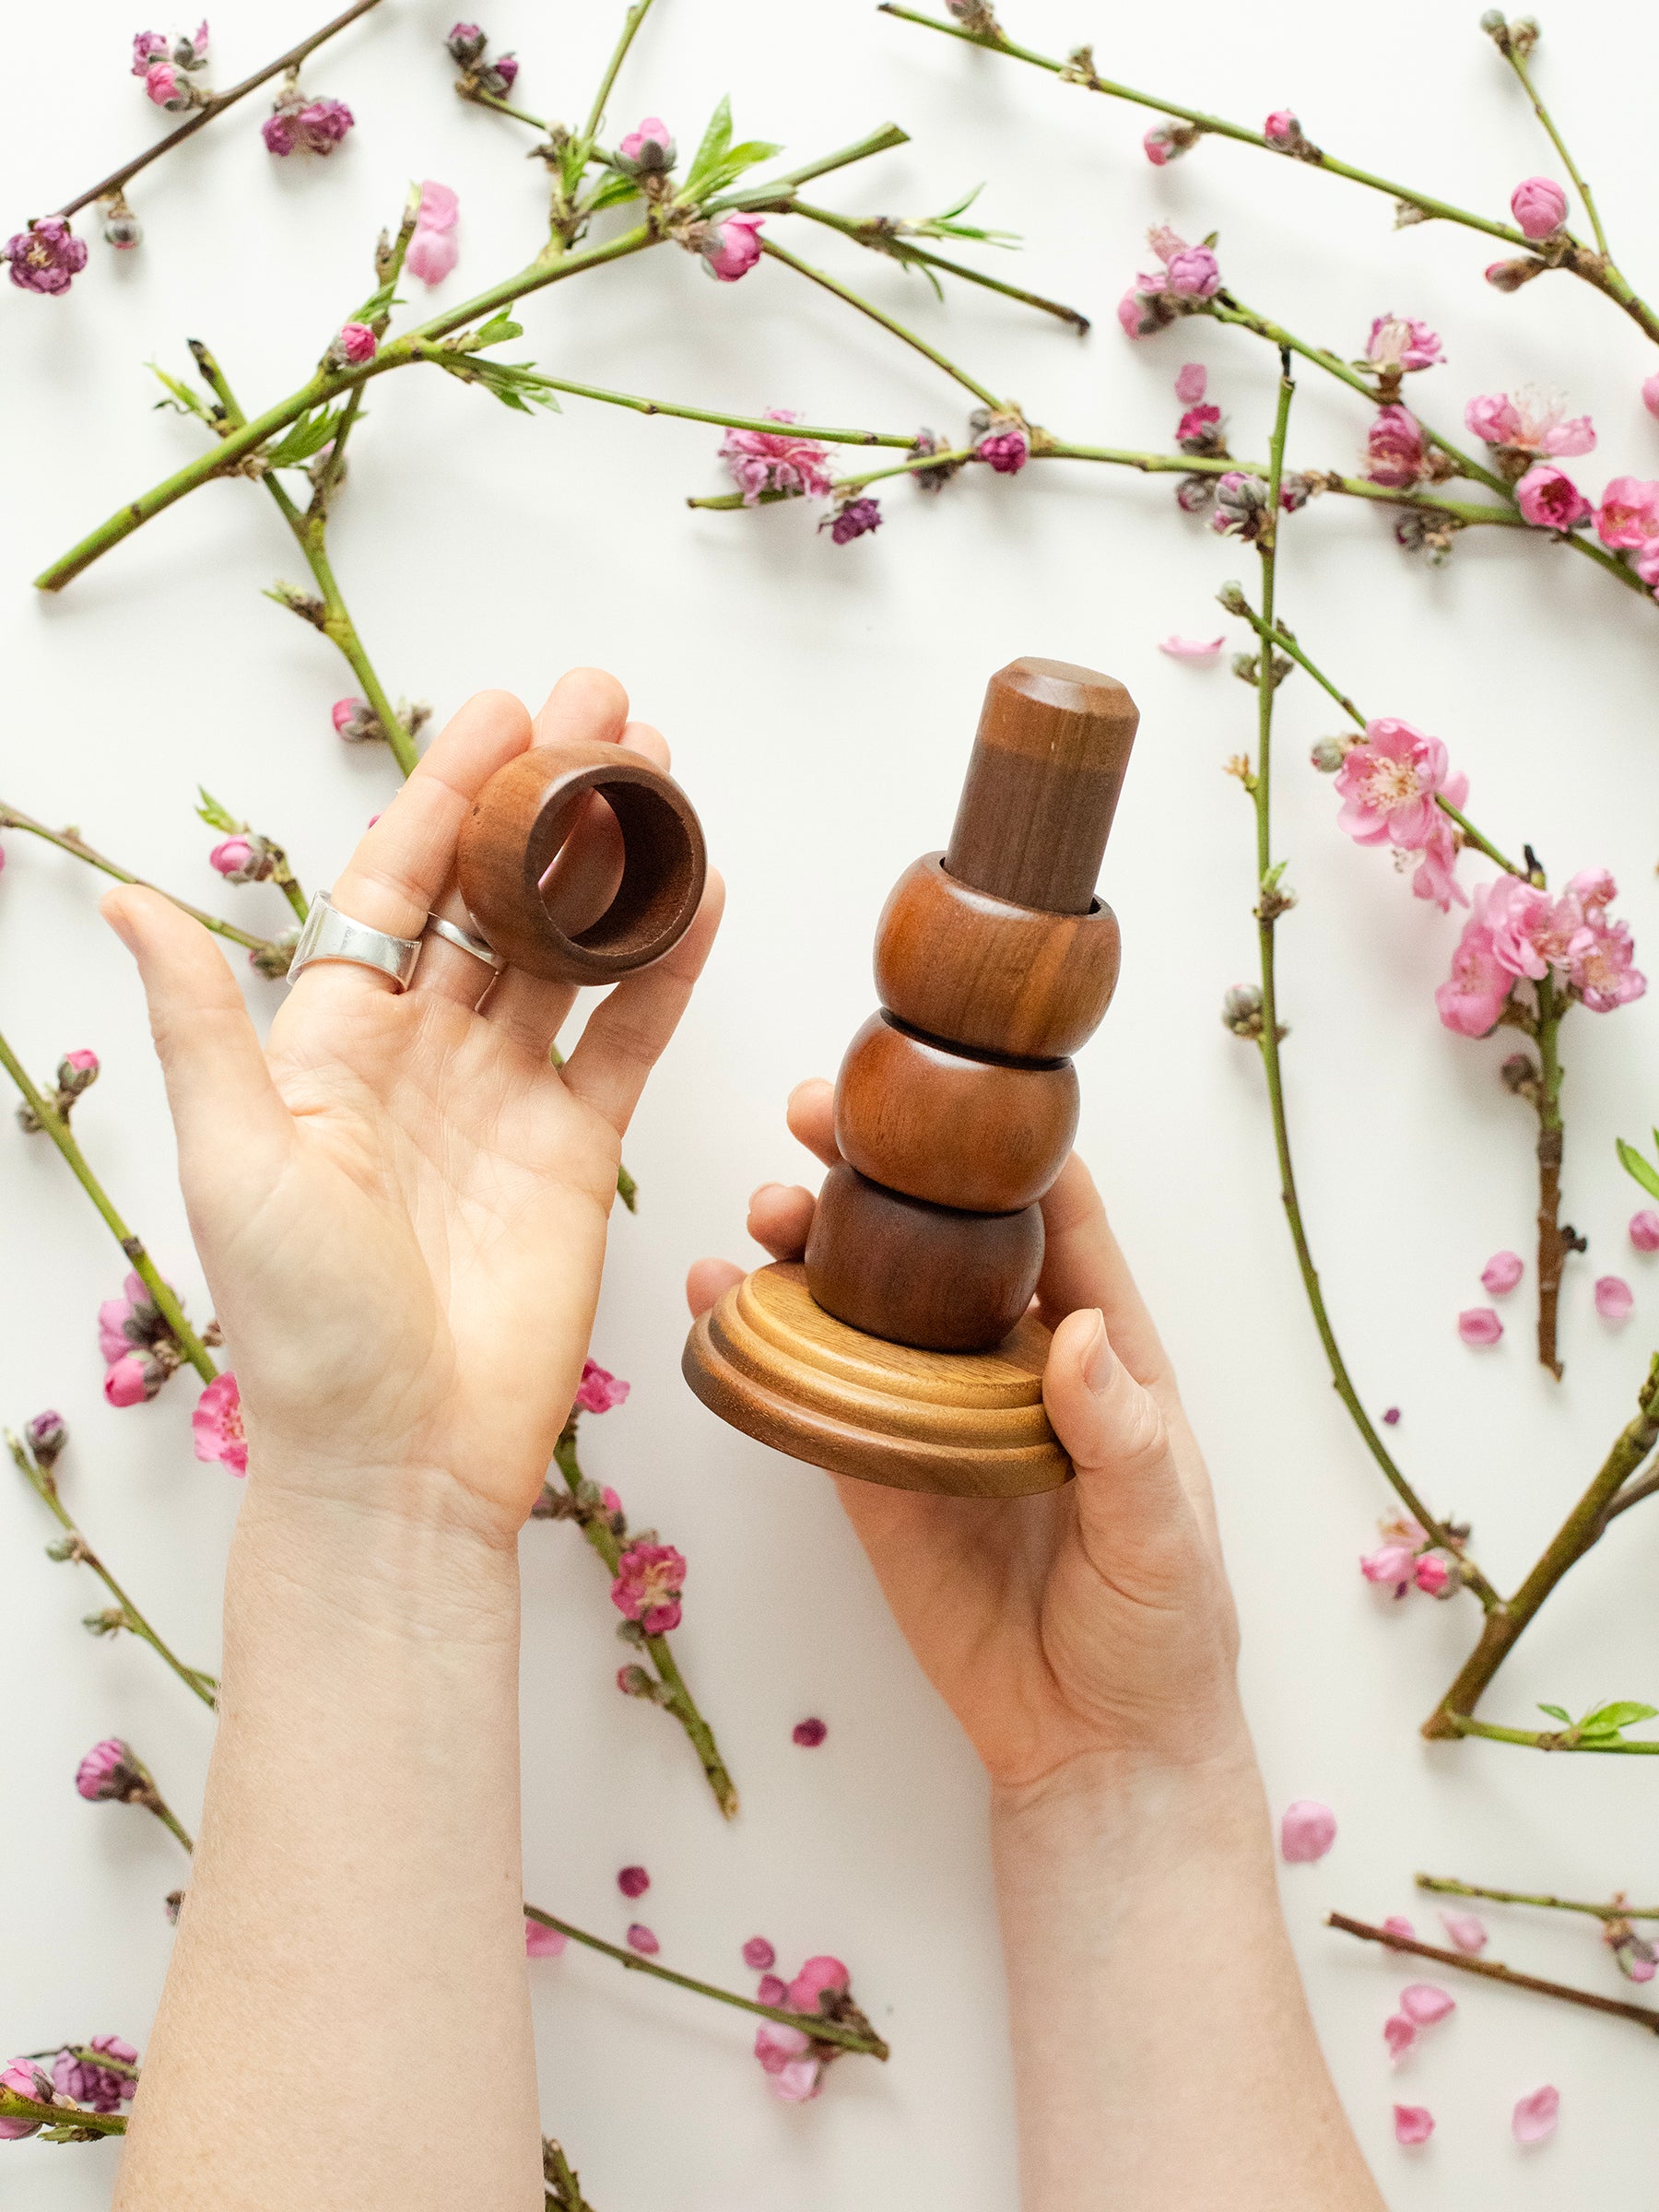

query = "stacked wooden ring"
(804, 657), (1137, 1353)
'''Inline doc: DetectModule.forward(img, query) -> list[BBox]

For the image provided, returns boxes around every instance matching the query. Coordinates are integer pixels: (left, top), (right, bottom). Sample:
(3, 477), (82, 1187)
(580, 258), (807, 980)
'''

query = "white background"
(5, 2), (1659, 2205)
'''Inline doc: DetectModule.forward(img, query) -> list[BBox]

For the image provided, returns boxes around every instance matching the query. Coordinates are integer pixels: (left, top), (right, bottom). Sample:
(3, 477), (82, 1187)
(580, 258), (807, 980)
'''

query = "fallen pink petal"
(1393, 2103), (1434, 2146)
(625, 1923), (660, 1956)
(1480, 1250), (1524, 1296)
(1382, 1915), (1416, 1941)
(1383, 2013), (1417, 2062)
(1512, 2084), (1559, 2144)
(524, 1918), (567, 1958)
(742, 1936), (776, 1971)
(1594, 1275), (1634, 1321)
(1439, 1910), (1488, 1954)
(1629, 1209), (1659, 1252)
(793, 1716), (828, 1747)
(1458, 1307), (1503, 1346)
(1279, 1799), (1336, 1863)
(1158, 634), (1225, 660)
(1399, 1983), (1455, 2025)
(617, 1865), (650, 1899)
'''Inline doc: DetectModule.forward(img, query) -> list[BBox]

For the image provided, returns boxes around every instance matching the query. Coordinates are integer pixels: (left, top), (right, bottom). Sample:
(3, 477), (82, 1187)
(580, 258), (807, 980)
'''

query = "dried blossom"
(4, 218), (88, 296)
(52, 2037), (138, 2112)
(820, 496), (882, 544)
(793, 1717), (828, 1746)
(720, 412), (834, 506)
(909, 427), (965, 492)
(263, 90), (354, 158)
(1364, 405), (1429, 488)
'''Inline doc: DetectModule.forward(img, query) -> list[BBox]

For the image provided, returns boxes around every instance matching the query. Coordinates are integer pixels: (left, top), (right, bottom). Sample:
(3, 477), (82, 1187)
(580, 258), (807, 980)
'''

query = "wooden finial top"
(943, 657), (1139, 916)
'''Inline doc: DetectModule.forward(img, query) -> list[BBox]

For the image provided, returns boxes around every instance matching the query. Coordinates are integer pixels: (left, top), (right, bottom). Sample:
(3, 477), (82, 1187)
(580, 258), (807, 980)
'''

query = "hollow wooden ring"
(874, 853), (1121, 1063)
(834, 1012), (1079, 1215)
(456, 739), (707, 985)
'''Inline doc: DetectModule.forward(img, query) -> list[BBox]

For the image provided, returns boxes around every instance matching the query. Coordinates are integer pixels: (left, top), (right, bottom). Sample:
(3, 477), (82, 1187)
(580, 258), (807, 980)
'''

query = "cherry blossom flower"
(1413, 1549), (1461, 1598)
(524, 1917), (567, 1957)
(611, 1542), (687, 1634)
(105, 1350), (164, 1406)
(1399, 1983), (1454, 2025)
(329, 322), (377, 368)
(1595, 1276), (1634, 1321)
(700, 212), (764, 281)
(1436, 895), (1514, 1036)
(1334, 719), (1450, 849)
(1394, 2104), (1434, 2146)
(625, 1923), (659, 1955)
(1458, 1308), (1503, 1346)
(1158, 635), (1224, 660)
(76, 1737), (142, 1802)
(1118, 226), (1221, 335)
(575, 1359), (629, 1413)
(192, 1371), (247, 1475)
(1594, 476), (1659, 549)
(0, 2058), (51, 2138)
(1511, 176), (1567, 240)
(406, 182), (460, 286)
(1366, 315), (1443, 373)
(52, 2036), (138, 2112)
(1383, 2014), (1417, 2062)
(1440, 1910), (1488, 1954)
(1512, 2084), (1559, 2143)
(742, 1936), (776, 1971)
(1279, 1800), (1336, 1863)
(1464, 387), (1594, 458)
(617, 1865), (649, 1899)
(1565, 879), (1645, 1010)
(1364, 405), (1428, 488)
(1630, 1211), (1659, 1252)
(793, 1717), (828, 1746)
(754, 2019), (818, 2100)
(720, 412), (834, 506)
(821, 496), (882, 543)
(1264, 110), (1299, 147)
(1481, 1251), (1524, 1295)
(1515, 463), (1592, 529)
(4, 218), (88, 296)
(1360, 1515), (1427, 1595)
(262, 95), (354, 157)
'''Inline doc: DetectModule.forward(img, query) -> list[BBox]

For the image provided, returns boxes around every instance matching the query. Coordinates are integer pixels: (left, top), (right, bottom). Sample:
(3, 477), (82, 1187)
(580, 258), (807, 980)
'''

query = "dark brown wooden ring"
(874, 854), (1121, 1063)
(834, 1011), (1078, 1215)
(806, 1163), (1044, 1354)
(456, 738), (706, 985)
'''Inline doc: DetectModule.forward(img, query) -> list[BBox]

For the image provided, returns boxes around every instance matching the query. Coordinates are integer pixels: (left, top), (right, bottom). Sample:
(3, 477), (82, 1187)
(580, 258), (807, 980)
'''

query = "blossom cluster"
(1359, 1514), (1464, 1602)
(752, 1953), (854, 2101)
(0, 2038), (138, 2139)
(132, 20), (209, 114)
(98, 1270), (181, 1407)
(1438, 869), (1644, 1038)
(1117, 224), (1222, 339)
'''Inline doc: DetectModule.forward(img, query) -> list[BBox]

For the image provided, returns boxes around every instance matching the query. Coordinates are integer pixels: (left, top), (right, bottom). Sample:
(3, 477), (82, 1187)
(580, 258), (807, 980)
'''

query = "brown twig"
(1327, 1912), (1659, 2035)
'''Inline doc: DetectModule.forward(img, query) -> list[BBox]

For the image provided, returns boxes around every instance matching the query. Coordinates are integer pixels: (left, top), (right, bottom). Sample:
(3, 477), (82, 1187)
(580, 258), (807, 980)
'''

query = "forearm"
(993, 1745), (1383, 2212)
(115, 1465), (542, 2212)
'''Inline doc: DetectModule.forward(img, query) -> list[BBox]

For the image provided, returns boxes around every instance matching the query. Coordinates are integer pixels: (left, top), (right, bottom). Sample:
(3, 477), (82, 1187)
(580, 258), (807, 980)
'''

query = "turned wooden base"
(682, 1261), (1072, 1497)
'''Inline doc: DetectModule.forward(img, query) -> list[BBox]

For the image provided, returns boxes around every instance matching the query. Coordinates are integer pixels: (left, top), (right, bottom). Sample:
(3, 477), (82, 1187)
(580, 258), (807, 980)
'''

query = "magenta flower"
(575, 1358), (629, 1414)
(1594, 475), (1659, 549)
(1278, 1799), (1335, 1863)
(1176, 401), (1223, 452)
(1436, 893), (1514, 1036)
(618, 116), (676, 174)
(625, 1923), (659, 1955)
(1458, 1307), (1502, 1346)
(1394, 2104), (1434, 2146)
(1364, 404), (1428, 488)
(742, 1936), (776, 1971)
(610, 1542), (687, 1634)
(104, 1350), (164, 1406)
(1481, 1251), (1524, 1295)
(1595, 1275), (1634, 1321)
(1360, 1517), (1424, 1594)
(1158, 635), (1224, 660)
(821, 496), (882, 544)
(208, 836), (254, 877)
(332, 696), (376, 742)
(330, 322), (377, 367)
(263, 94), (354, 157)
(406, 181), (460, 286)
(1334, 718), (1450, 849)
(793, 1716), (828, 1747)
(1399, 1983), (1454, 2025)
(26, 1409), (66, 1465)
(1630, 1210), (1659, 1252)
(524, 1917), (567, 1957)
(0, 2058), (50, 2138)
(1515, 462), (1592, 529)
(132, 30), (169, 71)
(445, 22), (487, 64)
(1383, 2013), (1417, 2063)
(976, 427), (1030, 475)
(1174, 361), (1207, 404)
(719, 411), (834, 506)
(1165, 245), (1219, 298)
(1440, 1910), (1488, 1953)
(617, 1865), (650, 1899)
(700, 212), (764, 281)
(1511, 176), (1568, 240)
(5, 217), (89, 295)
(1413, 1550), (1461, 1598)
(76, 1737), (140, 1802)
(52, 2036), (138, 2112)
(1512, 2084), (1559, 2144)
(1464, 387), (1594, 457)
(1366, 314), (1443, 373)
(192, 1371), (247, 1475)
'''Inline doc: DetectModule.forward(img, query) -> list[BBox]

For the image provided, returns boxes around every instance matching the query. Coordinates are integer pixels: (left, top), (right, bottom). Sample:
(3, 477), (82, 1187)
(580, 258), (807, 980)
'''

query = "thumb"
(1043, 1306), (1191, 1589)
(102, 888), (291, 1191)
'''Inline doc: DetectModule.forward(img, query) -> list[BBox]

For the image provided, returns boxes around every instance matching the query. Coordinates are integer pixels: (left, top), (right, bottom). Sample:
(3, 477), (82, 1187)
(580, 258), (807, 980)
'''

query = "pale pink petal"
(1512, 2084), (1559, 2143)
(1458, 1307), (1503, 1346)
(1174, 362), (1207, 404)
(1394, 2103), (1434, 2146)
(1384, 2013), (1418, 2063)
(1440, 1910), (1488, 1954)
(1279, 1799), (1336, 1863)
(1159, 634), (1225, 660)
(1595, 1275), (1634, 1321)
(1382, 1915), (1416, 1941)
(524, 1918), (567, 1957)
(417, 179), (459, 229)
(1480, 1251), (1524, 1296)
(406, 223), (460, 286)
(1629, 1210), (1659, 1252)
(771, 2057), (824, 2101)
(1399, 1983), (1455, 2025)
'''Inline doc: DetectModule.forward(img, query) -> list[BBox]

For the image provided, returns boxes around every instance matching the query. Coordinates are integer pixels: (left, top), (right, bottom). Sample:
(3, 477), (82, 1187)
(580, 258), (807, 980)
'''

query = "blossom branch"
(0, 1029), (217, 1382)
(1418, 1874), (1659, 1924)
(1495, 32), (1611, 261)
(785, 201), (1090, 330)
(0, 2083), (128, 2140)
(1325, 1912), (1659, 2033)
(542, 2137), (595, 2212)
(43, 0), (384, 225)
(521, 1908), (889, 2059)
(581, 0), (661, 148)
(756, 235), (1004, 407)
(0, 801), (276, 957)
(8, 1428), (218, 1711)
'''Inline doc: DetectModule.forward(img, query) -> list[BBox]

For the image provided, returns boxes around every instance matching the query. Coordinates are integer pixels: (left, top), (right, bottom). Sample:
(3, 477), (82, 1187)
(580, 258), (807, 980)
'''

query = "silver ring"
(422, 912), (505, 972)
(287, 891), (423, 992)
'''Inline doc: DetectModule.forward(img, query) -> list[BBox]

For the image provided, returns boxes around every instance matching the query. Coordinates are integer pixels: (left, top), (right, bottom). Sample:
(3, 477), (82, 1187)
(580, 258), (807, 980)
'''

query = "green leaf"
(1617, 1137), (1659, 1202)
(1535, 1702), (1571, 1724)
(1580, 1700), (1659, 1736)
(430, 349), (563, 416)
(194, 786), (245, 834)
(936, 183), (985, 223)
(693, 138), (784, 198)
(586, 172), (642, 214)
(472, 312), (524, 347)
(263, 404), (348, 470)
(147, 361), (213, 421)
(684, 95), (734, 193)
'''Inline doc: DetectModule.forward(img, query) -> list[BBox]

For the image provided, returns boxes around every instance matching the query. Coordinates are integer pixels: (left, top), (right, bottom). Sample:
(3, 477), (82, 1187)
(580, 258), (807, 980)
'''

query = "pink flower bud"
(975, 428), (1029, 475)
(0, 2058), (50, 2138)
(1595, 1275), (1634, 1321)
(1412, 1550), (1461, 1599)
(787, 1956), (850, 2012)
(445, 22), (487, 65)
(25, 1409), (67, 1465)
(1394, 2104), (1434, 2146)
(1457, 1307), (1503, 1346)
(1142, 125), (1173, 166)
(1630, 1210), (1659, 1252)
(1512, 2084), (1559, 2143)
(57, 1049), (100, 1097)
(1165, 244), (1220, 298)
(792, 1716), (828, 1747)
(145, 61), (190, 110)
(1440, 1910), (1488, 1953)
(742, 1936), (776, 1971)
(617, 1865), (650, 1899)
(1279, 1799), (1336, 1863)
(618, 117), (677, 174)
(1399, 1983), (1455, 2025)
(103, 1350), (163, 1406)
(1383, 2013), (1417, 2062)
(331, 696), (379, 743)
(1264, 109), (1298, 146)
(1480, 1250), (1524, 1295)
(625, 1922), (660, 1955)
(1514, 462), (1592, 530)
(700, 212), (764, 282)
(524, 1916), (567, 1957)
(209, 835), (254, 877)
(76, 1736), (138, 1801)
(1511, 176), (1567, 240)
(331, 322), (377, 367)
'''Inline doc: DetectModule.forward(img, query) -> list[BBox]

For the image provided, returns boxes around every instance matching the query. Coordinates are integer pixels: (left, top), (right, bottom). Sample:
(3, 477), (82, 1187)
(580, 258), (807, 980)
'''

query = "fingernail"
(750, 1182), (785, 1206)
(1082, 1311), (1113, 1395)
(99, 892), (138, 952)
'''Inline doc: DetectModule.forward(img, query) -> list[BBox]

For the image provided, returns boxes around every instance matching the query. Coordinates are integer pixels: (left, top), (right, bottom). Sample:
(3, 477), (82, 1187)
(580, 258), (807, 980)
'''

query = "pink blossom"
(771, 2055), (824, 2101)
(1512, 2084), (1559, 2143)
(1481, 1251), (1524, 1295)
(524, 1917), (567, 1957)
(720, 411), (834, 506)
(1511, 176), (1567, 240)
(1413, 1550), (1460, 1598)
(209, 835), (254, 877)
(1483, 875), (1566, 981)
(332, 322), (377, 366)
(76, 1737), (137, 1801)
(611, 1542), (686, 1634)
(743, 1936), (776, 1971)
(192, 1371), (247, 1475)
(1366, 315), (1443, 372)
(1440, 1910), (1488, 1954)
(1411, 816), (1468, 912)
(332, 696), (377, 743)
(1364, 404), (1428, 488)
(1383, 2013), (1417, 2063)
(132, 31), (169, 73)
(625, 1922), (659, 1955)
(1279, 1800), (1336, 1863)
(0, 2058), (49, 2137)
(1165, 245), (1219, 298)
(1399, 1983), (1455, 2025)
(1515, 463), (1592, 529)
(700, 212), (764, 282)
(618, 117), (676, 172)
(406, 182), (460, 285)
(575, 1359), (629, 1413)
(1382, 1915), (1416, 1941)
(145, 61), (190, 109)
(1174, 362), (1207, 404)
(1360, 1521), (1424, 1594)
(1566, 903), (1645, 1012)
(1457, 1308), (1502, 1346)
(1142, 125), (1174, 166)
(1464, 387), (1594, 457)
(617, 1865), (649, 1899)
(100, 1295), (139, 1364)
(1334, 718), (1450, 849)
(1158, 635), (1224, 660)
(976, 425), (1030, 474)
(52, 2036), (138, 2112)
(793, 1717), (828, 1747)
(601, 1485), (621, 1514)
(1594, 476), (1659, 548)
(4, 218), (89, 295)
(787, 1956), (850, 2013)
(1394, 2104), (1434, 2146)
(1630, 1210), (1659, 1252)
(1176, 402), (1222, 449)
(754, 2017), (818, 2101)
(1264, 109), (1298, 147)
(1595, 1275), (1634, 1321)
(1643, 373), (1659, 420)
(104, 1350), (163, 1406)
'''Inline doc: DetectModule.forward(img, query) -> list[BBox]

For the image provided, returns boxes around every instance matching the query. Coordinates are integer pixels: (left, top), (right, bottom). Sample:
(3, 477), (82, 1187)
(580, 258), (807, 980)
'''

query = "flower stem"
(758, 235), (1004, 408)
(1500, 44), (1611, 261)
(0, 1028), (217, 1382)
(522, 1907), (888, 2058)
(542, 2136), (595, 2212)
(48, 0), (385, 223)
(0, 800), (275, 954)
(500, 377), (917, 449)
(1325, 1912), (1659, 2032)
(7, 1430), (218, 1711)
(550, 1420), (739, 1819)
(787, 201), (1091, 330)
(1422, 1354), (1659, 1738)
(1534, 973), (1571, 1378)
(0, 2085), (128, 2138)
(581, 0), (660, 146)
(1418, 1874), (1659, 1924)
(712, 124), (913, 213)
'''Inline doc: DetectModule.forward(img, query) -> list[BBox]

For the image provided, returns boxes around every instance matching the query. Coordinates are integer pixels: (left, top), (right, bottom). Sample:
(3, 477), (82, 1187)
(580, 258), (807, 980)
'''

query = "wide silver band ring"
(423, 912), (505, 971)
(287, 891), (423, 992)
